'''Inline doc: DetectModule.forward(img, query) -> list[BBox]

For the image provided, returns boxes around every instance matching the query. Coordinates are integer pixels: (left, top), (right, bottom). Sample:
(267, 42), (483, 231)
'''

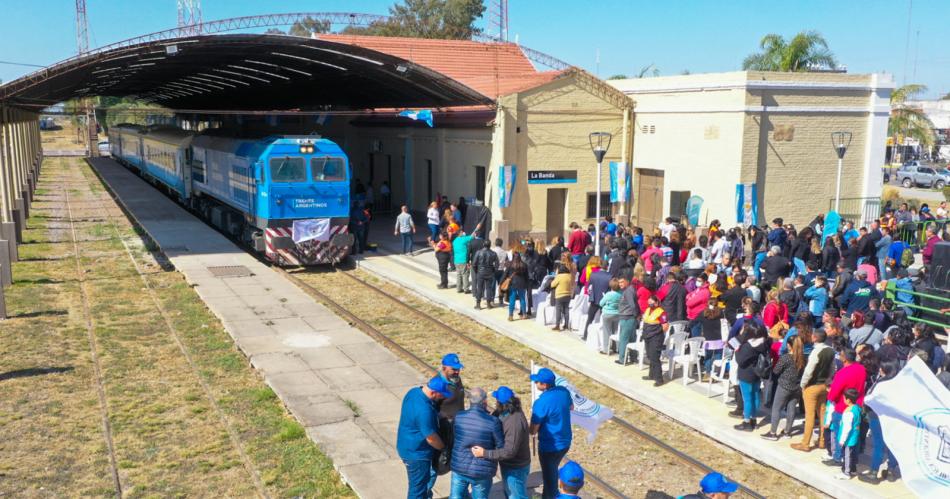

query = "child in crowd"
(836, 388), (862, 480)
(598, 278), (622, 355)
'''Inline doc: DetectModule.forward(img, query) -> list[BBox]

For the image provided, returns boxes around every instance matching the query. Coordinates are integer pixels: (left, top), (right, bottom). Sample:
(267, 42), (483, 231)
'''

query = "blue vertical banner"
(735, 183), (758, 226)
(685, 195), (704, 226)
(609, 161), (630, 203)
(498, 164), (516, 208)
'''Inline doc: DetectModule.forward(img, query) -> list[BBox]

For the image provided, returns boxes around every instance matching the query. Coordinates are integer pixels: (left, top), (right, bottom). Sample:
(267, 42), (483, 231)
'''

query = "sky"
(1, 0), (947, 99)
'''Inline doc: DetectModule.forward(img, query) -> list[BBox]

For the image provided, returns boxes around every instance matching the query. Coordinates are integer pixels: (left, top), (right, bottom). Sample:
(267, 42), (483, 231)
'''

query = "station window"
(586, 192), (611, 219)
(311, 157), (346, 181)
(270, 157), (306, 183)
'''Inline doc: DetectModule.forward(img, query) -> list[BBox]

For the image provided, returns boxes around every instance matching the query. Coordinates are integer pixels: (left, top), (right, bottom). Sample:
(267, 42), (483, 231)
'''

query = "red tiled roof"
(317, 34), (562, 98)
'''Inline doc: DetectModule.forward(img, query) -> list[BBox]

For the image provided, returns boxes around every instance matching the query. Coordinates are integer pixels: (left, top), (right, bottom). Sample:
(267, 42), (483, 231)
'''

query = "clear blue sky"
(2, 0), (947, 99)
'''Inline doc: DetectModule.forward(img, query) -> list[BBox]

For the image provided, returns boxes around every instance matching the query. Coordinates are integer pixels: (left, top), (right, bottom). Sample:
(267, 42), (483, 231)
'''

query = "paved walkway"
(87, 158), (441, 498)
(359, 223), (914, 499)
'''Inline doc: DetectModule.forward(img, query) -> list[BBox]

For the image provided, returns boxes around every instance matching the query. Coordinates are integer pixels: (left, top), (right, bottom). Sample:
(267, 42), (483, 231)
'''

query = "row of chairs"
(607, 319), (738, 403)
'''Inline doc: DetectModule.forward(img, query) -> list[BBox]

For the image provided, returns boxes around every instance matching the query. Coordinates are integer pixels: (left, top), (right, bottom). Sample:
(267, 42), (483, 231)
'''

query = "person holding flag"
(529, 367), (573, 499)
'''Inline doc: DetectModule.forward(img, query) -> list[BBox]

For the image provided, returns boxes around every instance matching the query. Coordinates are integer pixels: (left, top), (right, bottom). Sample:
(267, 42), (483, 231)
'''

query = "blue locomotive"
(108, 124), (353, 265)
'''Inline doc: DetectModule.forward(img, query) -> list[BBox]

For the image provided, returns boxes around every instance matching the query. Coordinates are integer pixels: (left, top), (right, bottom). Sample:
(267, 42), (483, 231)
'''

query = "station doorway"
(635, 168), (664, 232)
(546, 188), (567, 241)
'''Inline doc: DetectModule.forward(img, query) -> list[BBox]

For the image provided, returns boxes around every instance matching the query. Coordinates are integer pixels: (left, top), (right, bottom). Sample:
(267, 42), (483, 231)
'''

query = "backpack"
(900, 246), (914, 268)
(753, 351), (772, 379)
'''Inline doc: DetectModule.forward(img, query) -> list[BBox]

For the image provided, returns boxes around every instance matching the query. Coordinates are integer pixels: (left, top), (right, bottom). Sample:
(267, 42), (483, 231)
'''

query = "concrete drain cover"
(207, 265), (253, 278)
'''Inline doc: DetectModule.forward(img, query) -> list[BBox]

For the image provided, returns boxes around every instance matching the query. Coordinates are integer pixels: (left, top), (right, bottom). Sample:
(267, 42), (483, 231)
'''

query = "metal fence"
(894, 220), (949, 249)
(828, 197), (881, 227)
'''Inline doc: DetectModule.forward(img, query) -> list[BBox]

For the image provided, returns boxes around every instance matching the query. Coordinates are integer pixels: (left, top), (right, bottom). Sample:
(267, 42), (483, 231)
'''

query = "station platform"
(358, 222), (915, 499)
(86, 158), (439, 498)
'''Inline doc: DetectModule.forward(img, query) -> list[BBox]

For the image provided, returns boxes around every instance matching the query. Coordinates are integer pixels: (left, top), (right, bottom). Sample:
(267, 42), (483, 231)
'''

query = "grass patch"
(343, 399), (362, 417)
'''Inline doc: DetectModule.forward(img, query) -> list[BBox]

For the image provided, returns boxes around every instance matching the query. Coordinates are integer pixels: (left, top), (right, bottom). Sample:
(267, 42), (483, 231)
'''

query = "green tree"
(289, 16), (331, 37)
(742, 31), (837, 72)
(606, 74), (628, 80)
(346, 0), (485, 39)
(889, 84), (936, 160)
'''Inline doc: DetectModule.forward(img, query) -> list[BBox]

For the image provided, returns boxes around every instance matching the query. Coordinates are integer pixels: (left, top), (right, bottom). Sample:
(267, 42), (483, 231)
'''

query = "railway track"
(277, 266), (768, 499)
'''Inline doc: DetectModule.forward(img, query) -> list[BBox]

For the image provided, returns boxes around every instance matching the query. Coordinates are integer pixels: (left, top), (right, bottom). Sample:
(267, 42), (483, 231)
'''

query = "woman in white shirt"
(426, 202), (441, 241)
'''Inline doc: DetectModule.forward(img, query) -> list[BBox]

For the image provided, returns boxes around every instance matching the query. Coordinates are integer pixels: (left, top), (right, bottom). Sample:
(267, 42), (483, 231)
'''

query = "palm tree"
(889, 84), (935, 162)
(742, 31), (837, 72)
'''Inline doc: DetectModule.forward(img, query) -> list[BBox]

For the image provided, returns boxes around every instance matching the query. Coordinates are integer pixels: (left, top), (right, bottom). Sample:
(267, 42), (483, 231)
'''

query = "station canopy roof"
(0, 33), (495, 111)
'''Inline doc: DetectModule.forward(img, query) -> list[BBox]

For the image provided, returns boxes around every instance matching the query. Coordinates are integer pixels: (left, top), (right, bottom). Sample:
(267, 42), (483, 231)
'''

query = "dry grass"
(0, 157), (353, 498)
(294, 268), (826, 499)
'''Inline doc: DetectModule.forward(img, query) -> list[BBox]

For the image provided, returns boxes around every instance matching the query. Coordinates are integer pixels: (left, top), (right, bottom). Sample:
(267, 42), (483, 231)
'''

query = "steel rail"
(277, 267), (627, 499)
(299, 268), (767, 499)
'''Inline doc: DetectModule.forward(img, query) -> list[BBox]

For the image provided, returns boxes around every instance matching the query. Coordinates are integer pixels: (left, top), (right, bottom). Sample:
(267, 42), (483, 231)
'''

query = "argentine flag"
(398, 109), (434, 127)
(498, 165), (516, 208)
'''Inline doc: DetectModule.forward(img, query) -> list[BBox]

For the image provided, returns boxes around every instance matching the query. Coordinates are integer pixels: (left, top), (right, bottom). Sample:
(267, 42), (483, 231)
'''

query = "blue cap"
(492, 386), (514, 404)
(530, 367), (556, 385)
(700, 473), (738, 494)
(558, 460), (584, 487)
(426, 376), (453, 399)
(442, 353), (464, 369)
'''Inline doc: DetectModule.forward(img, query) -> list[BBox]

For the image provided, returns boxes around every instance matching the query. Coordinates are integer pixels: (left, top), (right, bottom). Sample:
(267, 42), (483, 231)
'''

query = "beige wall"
(611, 71), (893, 230)
(489, 74), (631, 242)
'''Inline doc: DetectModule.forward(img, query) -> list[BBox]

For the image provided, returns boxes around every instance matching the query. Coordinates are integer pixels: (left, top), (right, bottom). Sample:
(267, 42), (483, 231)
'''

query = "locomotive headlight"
(299, 144), (314, 154)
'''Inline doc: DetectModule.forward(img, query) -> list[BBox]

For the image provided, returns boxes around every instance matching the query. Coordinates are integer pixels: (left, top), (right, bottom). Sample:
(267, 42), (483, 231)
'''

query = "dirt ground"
(0, 156), (354, 498)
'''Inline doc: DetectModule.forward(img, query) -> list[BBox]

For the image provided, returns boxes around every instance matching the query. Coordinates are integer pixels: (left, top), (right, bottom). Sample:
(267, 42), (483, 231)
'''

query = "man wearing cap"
(448, 388), (504, 499)
(472, 386), (530, 499)
(439, 353), (466, 421)
(839, 268), (878, 315)
(679, 472), (739, 499)
(555, 461), (585, 499)
(397, 376), (451, 499)
(529, 367), (574, 499)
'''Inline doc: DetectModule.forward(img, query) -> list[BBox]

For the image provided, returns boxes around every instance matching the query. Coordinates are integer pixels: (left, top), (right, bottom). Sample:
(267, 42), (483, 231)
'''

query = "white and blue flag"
(735, 183), (758, 226)
(609, 161), (630, 203)
(398, 109), (434, 127)
(292, 218), (331, 244)
(865, 357), (950, 496)
(531, 362), (614, 444)
(498, 164), (516, 208)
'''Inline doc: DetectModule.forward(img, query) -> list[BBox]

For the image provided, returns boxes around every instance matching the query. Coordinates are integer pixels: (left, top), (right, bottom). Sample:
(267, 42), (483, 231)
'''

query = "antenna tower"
(177, 0), (203, 35)
(488, 0), (509, 42)
(75, 0), (89, 54)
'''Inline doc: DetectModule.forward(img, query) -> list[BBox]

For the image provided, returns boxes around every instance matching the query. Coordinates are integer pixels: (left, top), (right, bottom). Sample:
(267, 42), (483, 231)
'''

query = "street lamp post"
(831, 131), (852, 212)
(589, 132), (612, 256)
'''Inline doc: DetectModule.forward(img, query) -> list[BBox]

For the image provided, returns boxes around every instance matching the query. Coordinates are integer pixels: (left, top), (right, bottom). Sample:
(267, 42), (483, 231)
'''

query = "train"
(108, 124), (354, 265)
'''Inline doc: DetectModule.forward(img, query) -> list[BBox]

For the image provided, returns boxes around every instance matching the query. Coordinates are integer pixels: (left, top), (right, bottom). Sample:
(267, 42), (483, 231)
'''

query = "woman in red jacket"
(762, 289), (789, 329)
(637, 276), (656, 314)
(686, 274), (711, 321)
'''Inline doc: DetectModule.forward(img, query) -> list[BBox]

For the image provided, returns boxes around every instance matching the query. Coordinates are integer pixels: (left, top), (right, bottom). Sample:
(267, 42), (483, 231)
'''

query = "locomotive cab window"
(269, 157), (306, 183)
(311, 157), (346, 181)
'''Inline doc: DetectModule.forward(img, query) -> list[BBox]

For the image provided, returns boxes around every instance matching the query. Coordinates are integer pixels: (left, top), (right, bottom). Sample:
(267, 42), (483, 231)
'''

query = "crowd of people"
(394, 202), (949, 489)
(396, 353), (745, 499)
(396, 353), (580, 499)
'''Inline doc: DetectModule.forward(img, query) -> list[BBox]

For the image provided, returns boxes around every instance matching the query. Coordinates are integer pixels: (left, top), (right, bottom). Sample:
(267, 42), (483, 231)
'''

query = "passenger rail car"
(108, 125), (353, 265)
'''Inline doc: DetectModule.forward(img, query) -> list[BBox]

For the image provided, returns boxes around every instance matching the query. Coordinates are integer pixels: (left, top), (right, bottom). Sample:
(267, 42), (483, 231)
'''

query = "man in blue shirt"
(397, 376), (452, 499)
(555, 461), (585, 499)
(767, 218), (787, 253)
(529, 368), (574, 499)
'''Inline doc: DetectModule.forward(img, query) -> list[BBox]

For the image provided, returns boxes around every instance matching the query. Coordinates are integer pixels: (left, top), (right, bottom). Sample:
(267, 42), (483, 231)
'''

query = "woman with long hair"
(733, 322), (771, 431)
(580, 256), (603, 292)
(762, 334), (806, 440)
(688, 298), (725, 376)
(430, 231), (453, 289)
(504, 252), (529, 321)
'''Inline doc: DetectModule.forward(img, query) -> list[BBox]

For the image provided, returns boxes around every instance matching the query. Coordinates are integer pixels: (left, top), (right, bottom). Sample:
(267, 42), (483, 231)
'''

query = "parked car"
(896, 163), (944, 188)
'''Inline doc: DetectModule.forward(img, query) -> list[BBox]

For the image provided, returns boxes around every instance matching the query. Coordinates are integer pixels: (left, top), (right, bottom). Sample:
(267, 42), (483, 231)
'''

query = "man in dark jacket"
(472, 386), (531, 498)
(839, 269), (878, 315)
(830, 263), (852, 307)
(660, 272), (687, 323)
(857, 221), (882, 267)
(616, 275), (641, 365)
(583, 269), (612, 341)
(759, 246), (792, 289)
(450, 388), (504, 498)
(471, 240), (499, 309)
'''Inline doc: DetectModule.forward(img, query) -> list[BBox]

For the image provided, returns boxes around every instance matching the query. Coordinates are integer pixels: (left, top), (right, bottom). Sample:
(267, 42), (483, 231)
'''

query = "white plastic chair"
(672, 337), (705, 385)
(669, 320), (689, 336)
(661, 331), (689, 376)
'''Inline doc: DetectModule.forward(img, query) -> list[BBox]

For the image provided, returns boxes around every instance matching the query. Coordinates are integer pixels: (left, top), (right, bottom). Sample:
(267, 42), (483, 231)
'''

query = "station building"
(310, 36), (892, 240)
